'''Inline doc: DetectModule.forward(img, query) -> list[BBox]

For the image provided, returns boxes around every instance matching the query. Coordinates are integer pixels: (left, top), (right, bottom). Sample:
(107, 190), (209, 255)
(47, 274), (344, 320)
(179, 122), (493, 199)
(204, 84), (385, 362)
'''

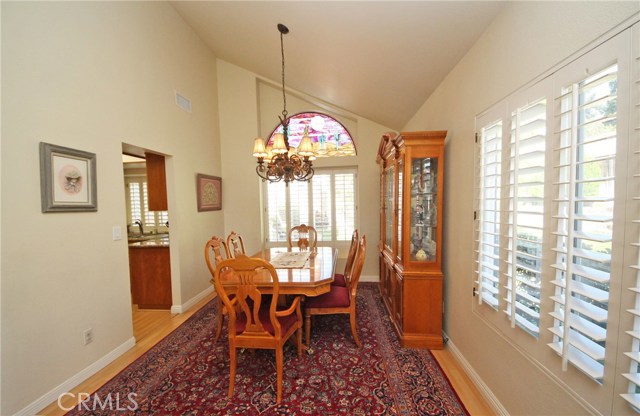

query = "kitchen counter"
(128, 234), (169, 248)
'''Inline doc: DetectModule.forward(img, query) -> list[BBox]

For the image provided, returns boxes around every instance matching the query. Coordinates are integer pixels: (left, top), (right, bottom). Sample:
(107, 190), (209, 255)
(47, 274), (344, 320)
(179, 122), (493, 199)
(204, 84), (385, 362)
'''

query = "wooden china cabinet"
(377, 130), (446, 349)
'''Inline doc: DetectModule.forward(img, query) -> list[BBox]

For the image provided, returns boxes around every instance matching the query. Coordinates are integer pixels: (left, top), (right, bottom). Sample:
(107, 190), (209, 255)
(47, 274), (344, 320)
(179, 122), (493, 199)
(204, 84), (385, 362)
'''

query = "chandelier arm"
(256, 165), (269, 181)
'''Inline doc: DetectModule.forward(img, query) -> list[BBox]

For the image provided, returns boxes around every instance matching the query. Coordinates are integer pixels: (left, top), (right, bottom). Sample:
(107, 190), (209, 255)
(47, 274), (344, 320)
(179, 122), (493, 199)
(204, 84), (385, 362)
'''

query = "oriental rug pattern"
(66, 283), (467, 415)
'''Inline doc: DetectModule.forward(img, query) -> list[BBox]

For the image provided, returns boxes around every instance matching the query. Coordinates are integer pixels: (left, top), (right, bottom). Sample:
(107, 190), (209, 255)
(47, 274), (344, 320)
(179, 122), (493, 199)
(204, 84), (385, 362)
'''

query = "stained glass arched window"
(266, 112), (356, 157)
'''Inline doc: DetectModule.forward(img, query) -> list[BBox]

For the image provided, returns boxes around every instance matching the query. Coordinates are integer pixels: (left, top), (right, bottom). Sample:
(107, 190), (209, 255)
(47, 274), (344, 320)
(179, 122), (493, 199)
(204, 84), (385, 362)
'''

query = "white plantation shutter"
(475, 118), (503, 310)
(505, 98), (546, 337)
(548, 63), (619, 382)
(157, 210), (169, 226)
(334, 172), (356, 241)
(264, 168), (357, 246)
(622, 123), (640, 410)
(267, 181), (287, 242)
(143, 182), (155, 225)
(289, 181), (310, 226)
(622, 23), (640, 411)
(312, 173), (332, 242)
(129, 182), (142, 223)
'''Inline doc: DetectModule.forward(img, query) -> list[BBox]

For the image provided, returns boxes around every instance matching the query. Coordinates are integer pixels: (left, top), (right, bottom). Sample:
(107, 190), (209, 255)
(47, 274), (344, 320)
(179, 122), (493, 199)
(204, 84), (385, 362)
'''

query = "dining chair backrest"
(204, 235), (231, 278)
(288, 224), (318, 252)
(204, 235), (234, 341)
(343, 229), (359, 284)
(348, 235), (366, 294)
(214, 255), (282, 339)
(226, 231), (246, 258)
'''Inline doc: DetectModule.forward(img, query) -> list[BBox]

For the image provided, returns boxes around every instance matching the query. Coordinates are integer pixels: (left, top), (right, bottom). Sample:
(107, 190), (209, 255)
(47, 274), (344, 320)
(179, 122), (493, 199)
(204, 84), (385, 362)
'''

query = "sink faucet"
(134, 220), (144, 235)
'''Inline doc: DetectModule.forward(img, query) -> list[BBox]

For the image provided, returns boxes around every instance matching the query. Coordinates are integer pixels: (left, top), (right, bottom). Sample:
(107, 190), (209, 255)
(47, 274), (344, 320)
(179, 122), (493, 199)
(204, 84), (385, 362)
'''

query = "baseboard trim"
(19, 337), (136, 416)
(444, 334), (509, 416)
(360, 274), (379, 283)
(171, 285), (214, 314)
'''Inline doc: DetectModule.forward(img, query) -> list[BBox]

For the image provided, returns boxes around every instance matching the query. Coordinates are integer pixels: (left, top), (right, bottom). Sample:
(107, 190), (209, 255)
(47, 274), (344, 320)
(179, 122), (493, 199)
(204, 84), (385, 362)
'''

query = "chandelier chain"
(280, 28), (288, 120)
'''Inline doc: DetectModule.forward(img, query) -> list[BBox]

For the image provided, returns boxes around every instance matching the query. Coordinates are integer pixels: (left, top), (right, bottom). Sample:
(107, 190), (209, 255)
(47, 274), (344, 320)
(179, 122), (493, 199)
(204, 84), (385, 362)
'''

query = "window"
(266, 112), (356, 157)
(125, 177), (168, 229)
(474, 25), (635, 389)
(263, 168), (357, 246)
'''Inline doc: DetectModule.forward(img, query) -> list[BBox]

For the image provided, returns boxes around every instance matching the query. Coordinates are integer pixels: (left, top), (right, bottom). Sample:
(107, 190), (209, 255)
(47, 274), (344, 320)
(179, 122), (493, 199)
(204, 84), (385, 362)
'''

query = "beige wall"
(217, 61), (390, 277)
(404, 2), (639, 415)
(1, 2), (223, 414)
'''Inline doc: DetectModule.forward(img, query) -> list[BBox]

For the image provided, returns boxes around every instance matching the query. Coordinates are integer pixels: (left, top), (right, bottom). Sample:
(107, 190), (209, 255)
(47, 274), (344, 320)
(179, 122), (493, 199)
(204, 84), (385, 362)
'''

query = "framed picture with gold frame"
(39, 142), (97, 213)
(196, 174), (222, 212)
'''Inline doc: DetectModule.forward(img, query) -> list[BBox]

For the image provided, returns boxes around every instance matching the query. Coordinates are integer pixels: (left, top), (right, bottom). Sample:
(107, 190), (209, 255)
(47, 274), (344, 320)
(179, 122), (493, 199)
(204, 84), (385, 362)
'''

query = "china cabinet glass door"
(409, 157), (438, 262)
(397, 159), (403, 261)
(384, 165), (395, 250)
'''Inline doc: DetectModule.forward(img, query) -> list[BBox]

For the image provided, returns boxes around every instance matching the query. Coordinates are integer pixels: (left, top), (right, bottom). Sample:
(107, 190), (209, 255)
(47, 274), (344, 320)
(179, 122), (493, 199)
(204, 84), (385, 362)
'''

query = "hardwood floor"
(432, 348), (495, 415)
(40, 294), (494, 415)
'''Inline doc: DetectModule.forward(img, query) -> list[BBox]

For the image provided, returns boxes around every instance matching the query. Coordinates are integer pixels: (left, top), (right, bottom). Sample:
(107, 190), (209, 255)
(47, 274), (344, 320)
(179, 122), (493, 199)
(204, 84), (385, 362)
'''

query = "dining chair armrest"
(275, 295), (302, 317)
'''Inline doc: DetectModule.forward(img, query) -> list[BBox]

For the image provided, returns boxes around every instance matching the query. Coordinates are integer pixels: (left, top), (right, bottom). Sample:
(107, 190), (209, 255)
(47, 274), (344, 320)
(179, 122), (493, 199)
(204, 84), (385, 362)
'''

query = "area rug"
(66, 283), (468, 415)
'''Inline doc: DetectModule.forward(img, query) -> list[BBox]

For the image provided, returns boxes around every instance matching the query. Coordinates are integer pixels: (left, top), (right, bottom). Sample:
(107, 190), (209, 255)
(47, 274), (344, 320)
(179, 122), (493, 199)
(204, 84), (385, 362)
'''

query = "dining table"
(245, 246), (338, 297)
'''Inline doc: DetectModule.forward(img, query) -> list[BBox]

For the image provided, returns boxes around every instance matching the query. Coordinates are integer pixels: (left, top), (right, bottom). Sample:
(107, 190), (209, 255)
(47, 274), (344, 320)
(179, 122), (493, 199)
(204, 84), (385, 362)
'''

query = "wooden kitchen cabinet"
(145, 152), (168, 211)
(377, 131), (446, 349)
(128, 246), (172, 309)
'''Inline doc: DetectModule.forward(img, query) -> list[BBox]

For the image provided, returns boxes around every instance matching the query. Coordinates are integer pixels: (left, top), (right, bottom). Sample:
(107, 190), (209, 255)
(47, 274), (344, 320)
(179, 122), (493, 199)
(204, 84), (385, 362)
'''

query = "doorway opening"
(122, 143), (173, 340)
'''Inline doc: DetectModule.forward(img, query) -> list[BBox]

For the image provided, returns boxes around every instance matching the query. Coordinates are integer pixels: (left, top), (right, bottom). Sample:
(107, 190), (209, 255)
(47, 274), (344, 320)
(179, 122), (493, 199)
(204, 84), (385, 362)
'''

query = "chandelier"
(252, 23), (315, 185)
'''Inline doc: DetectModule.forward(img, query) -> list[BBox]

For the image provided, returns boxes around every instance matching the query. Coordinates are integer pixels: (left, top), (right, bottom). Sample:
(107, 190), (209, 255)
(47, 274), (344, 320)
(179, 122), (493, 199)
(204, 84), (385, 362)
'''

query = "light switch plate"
(112, 225), (122, 241)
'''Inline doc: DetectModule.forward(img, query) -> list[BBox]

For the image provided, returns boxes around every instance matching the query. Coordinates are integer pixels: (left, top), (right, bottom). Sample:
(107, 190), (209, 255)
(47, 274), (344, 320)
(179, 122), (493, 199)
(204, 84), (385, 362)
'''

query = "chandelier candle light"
(253, 23), (315, 185)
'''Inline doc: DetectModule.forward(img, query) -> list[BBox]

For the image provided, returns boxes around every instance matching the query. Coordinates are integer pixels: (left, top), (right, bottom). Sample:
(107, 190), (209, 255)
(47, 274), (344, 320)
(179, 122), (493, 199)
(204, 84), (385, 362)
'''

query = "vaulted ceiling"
(170, 1), (505, 130)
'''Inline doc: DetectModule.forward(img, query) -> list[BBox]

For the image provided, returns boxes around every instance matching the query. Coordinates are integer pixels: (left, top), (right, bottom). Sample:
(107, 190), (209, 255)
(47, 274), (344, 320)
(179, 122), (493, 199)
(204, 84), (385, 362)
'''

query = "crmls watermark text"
(58, 392), (139, 412)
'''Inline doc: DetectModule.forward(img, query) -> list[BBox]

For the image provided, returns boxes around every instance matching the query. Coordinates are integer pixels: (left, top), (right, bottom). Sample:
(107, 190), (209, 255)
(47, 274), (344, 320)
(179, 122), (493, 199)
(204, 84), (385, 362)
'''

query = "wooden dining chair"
(287, 224), (318, 252)
(304, 235), (366, 348)
(213, 255), (303, 403)
(332, 229), (359, 287)
(204, 236), (233, 341)
(226, 231), (246, 258)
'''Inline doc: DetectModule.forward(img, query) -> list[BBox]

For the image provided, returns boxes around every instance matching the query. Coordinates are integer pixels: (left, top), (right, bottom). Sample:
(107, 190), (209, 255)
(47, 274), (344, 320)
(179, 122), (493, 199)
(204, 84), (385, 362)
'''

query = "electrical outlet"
(83, 328), (94, 345)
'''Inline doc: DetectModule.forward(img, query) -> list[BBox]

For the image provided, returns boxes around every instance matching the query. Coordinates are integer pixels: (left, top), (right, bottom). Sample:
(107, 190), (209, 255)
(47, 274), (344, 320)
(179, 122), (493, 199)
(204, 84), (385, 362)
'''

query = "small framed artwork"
(39, 142), (97, 212)
(196, 174), (222, 212)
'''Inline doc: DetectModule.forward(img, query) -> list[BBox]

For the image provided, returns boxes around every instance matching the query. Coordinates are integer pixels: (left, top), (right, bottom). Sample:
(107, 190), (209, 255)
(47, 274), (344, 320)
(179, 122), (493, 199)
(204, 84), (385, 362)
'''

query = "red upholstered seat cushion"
(304, 286), (350, 309)
(332, 273), (347, 287)
(235, 307), (299, 336)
